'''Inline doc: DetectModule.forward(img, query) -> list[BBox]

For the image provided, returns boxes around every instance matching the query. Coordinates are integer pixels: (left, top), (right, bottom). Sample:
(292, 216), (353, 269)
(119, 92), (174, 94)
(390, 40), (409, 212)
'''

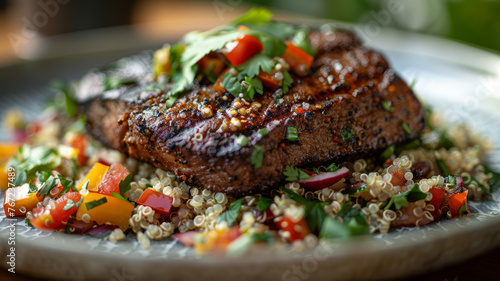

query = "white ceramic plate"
(1, 23), (500, 281)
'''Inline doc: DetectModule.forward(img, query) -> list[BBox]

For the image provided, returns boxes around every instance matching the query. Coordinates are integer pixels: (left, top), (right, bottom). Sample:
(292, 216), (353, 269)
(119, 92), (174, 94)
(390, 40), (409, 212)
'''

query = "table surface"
(1, 1), (500, 280)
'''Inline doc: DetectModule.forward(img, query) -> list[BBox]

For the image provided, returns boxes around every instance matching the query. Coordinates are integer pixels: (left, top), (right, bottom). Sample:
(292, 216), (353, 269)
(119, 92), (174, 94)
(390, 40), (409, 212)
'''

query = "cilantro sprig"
(384, 183), (427, 210)
(283, 165), (311, 181)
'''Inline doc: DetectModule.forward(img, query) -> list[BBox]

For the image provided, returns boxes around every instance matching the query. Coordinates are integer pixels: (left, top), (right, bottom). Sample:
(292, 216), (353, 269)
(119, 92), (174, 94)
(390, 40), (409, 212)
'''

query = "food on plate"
(2, 8), (499, 255)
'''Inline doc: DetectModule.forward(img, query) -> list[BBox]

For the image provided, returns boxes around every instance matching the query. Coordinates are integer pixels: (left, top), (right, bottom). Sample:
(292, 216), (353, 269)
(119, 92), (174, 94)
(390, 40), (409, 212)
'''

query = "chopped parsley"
(236, 135), (249, 147)
(382, 101), (393, 112)
(258, 128), (268, 137)
(251, 145), (264, 169)
(58, 175), (75, 196)
(111, 191), (131, 203)
(85, 197), (108, 210)
(118, 173), (133, 196)
(380, 144), (395, 160)
(340, 126), (354, 141)
(291, 26), (316, 57)
(37, 176), (57, 197)
(28, 181), (38, 194)
(436, 158), (451, 177)
(8, 145), (61, 179)
(384, 183), (427, 210)
(257, 196), (272, 213)
(286, 126), (299, 141)
(218, 197), (245, 226)
(102, 77), (136, 91)
(281, 69), (293, 94)
(50, 80), (78, 117)
(63, 199), (75, 211)
(402, 122), (412, 135)
(283, 165), (310, 181)
(280, 187), (328, 232)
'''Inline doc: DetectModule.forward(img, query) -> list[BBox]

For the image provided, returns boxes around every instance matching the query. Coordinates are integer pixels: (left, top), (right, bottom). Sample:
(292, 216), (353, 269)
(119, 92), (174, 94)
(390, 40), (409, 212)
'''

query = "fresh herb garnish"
(236, 135), (249, 147)
(340, 126), (354, 141)
(58, 175), (75, 196)
(291, 26), (316, 57)
(382, 101), (393, 112)
(28, 181), (38, 194)
(283, 166), (311, 181)
(63, 199), (75, 211)
(226, 233), (275, 257)
(119, 173), (133, 196)
(458, 203), (467, 218)
(436, 158), (450, 177)
(8, 145), (61, 178)
(258, 128), (268, 137)
(25, 218), (33, 227)
(320, 203), (370, 238)
(286, 126), (299, 141)
(14, 170), (27, 187)
(85, 197), (108, 210)
(50, 80), (78, 117)
(37, 176), (57, 197)
(384, 183), (427, 210)
(102, 77), (136, 91)
(280, 187), (328, 233)
(402, 122), (412, 135)
(251, 145), (264, 169)
(281, 69), (293, 94)
(218, 197), (245, 226)
(380, 144), (395, 160)
(111, 191), (131, 203)
(257, 196), (272, 213)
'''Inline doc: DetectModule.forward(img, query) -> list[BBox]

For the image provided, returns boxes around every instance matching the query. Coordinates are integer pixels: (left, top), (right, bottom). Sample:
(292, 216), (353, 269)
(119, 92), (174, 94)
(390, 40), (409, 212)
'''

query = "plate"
(1, 23), (500, 281)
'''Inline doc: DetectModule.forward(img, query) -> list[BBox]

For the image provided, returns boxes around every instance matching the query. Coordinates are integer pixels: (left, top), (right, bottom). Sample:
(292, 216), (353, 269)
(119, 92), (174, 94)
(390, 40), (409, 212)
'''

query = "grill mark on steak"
(77, 31), (425, 195)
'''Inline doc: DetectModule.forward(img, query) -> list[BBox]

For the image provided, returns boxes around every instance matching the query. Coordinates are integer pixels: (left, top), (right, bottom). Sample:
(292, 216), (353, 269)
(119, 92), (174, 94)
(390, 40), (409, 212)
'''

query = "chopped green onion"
(237, 135), (249, 147)
(85, 197), (108, 210)
(402, 122), (412, 135)
(382, 101), (393, 112)
(286, 126), (299, 141)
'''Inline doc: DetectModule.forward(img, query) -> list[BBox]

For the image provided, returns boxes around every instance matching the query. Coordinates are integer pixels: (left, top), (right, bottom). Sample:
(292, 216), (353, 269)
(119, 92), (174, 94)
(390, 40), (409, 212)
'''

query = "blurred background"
(0, 0), (499, 65)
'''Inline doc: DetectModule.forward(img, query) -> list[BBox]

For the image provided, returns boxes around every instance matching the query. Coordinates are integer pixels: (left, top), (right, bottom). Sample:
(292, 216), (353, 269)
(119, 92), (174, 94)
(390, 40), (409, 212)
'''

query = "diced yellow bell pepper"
(76, 192), (134, 231)
(77, 163), (109, 191)
(3, 183), (40, 216)
(153, 45), (172, 77)
(0, 143), (20, 191)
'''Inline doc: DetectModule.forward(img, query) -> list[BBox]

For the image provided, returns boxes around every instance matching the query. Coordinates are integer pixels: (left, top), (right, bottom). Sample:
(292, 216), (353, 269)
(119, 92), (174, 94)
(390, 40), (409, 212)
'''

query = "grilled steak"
(77, 31), (425, 195)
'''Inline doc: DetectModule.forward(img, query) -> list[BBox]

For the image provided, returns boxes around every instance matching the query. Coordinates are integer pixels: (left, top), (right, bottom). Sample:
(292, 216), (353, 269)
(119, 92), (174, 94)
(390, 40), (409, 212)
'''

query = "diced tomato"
(225, 34), (263, 66)
(97, 163), (130, 196)
(428, 186), (446, 220)
(277, 216), (310, 242)
(257, 70), (281, 88)
(281, 41), (314, 76)
(448, 190), (468, 218)
(3, 183), (40, 217)
(28, 192), (82, 231)
(78, 163), (110, 192)
(68, 134), (88, 166)
(76, 192), (134, 231)
(137, 188), (173, 217)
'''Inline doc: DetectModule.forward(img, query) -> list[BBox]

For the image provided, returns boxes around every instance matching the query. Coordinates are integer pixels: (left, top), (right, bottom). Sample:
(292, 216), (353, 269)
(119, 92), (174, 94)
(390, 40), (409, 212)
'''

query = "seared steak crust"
(78, 31), (425, 195)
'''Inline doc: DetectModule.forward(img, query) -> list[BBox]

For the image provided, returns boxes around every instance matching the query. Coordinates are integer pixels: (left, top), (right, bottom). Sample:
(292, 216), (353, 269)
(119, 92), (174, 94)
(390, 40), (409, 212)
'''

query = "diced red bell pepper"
(225, 34), (263, 66)
(277, 216), (310, 242)
(137, 188), (173, 217)
(428, 186), (446, 220)
(448, 190), (469, 218)
(281, 41), (314, 76)
(257, 70), (281, 88)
